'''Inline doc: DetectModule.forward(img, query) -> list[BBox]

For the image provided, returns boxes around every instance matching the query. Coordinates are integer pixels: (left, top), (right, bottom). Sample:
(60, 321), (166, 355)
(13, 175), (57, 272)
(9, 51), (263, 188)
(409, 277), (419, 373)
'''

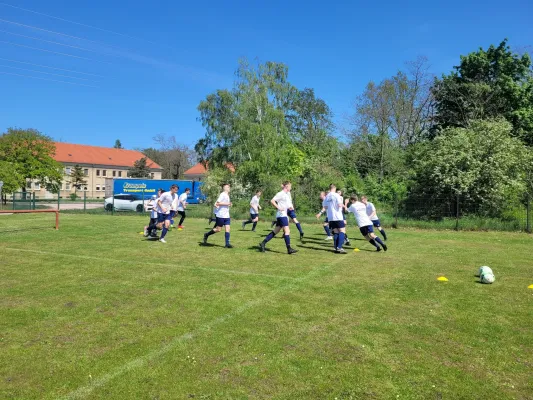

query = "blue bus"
(105, 178), (205, 204)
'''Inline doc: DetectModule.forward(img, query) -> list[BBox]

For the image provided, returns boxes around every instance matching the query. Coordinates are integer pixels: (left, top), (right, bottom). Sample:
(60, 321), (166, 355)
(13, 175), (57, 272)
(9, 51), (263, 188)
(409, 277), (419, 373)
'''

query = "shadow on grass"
(247, 245), (285, 254)
(198, 242), (227, 248)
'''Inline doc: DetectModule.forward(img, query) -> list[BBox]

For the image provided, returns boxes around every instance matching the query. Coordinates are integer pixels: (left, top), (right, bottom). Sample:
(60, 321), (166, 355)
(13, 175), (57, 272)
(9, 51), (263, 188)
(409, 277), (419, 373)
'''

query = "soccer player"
(361, 196), (387, 241)
(346, 195), (388, 252)
(146, 185), (178, 243)
(176, 188), (190, 230)
(242, 190), (262, 232)
(259, 181), (298, 254)
(169, 190), (179, 229)
(203, 184), (233, 248)
(286, 186), (304, 240)
(337, 189), (351, 246)
(315, 191), (333, 240)
(144, 189), (164, 238)
(324, 184), (347, 253)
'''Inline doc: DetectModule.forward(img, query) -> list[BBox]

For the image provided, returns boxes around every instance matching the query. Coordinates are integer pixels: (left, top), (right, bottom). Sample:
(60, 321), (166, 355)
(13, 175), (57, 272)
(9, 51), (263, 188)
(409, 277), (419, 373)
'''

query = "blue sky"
(0, 0), (531, 150)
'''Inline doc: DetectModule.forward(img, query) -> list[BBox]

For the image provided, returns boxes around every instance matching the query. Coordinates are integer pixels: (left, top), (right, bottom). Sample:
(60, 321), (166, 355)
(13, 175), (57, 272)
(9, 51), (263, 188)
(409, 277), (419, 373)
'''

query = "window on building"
(96, 169), (100, 176)
(65, 183), (71, 190)
(96, 185), (100, 191)
(113, 170), (116, 177)
(83, 186), (88, 191)
(151, 173), (155, 179)
(34, 183), (41, 190)
(118, 171), (122, 177)
(84, 169), (89, 176)
(26, 181), (32, 189)
(65, 167), (71, 175)
(102, 170), (107, 177)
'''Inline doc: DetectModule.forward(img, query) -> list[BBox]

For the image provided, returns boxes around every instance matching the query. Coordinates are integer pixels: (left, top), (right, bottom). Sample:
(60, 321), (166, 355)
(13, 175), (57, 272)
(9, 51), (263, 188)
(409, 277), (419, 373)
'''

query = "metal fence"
(3, 191), (100, 212)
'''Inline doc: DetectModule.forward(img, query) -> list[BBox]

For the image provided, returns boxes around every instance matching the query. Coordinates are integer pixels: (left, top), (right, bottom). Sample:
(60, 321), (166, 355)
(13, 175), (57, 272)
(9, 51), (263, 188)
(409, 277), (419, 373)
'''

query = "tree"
(411, 119), (526, 216)
(129, 157), (152, 178)
(0, 128), (63, 193)
(70, 165), (87, 194)
(114, 140), (123, 149)
(143, 135), (195, 179)
(432, 40), (533, 145)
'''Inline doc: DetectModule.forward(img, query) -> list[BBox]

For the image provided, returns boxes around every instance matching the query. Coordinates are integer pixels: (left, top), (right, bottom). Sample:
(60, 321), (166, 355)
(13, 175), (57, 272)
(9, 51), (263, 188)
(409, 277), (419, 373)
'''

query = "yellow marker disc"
(139, 232), (144, 235)
(528, 284), (533, 289)
(353, 248), (360, 252)
(437, 276), (449, 282)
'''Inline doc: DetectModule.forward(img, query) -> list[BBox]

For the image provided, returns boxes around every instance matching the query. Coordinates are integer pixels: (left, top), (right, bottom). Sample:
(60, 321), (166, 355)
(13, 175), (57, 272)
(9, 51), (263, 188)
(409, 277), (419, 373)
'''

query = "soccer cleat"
(337, 248), (347, 254)
(251, 229), (256, 232)
(143, 226), (148, 237)
(259, 242), (266, 252)
(300, 232), (304, 241)
(325, 236), (333, 240)
(345, 240), (351, 246)
(382, 244), (388, 252)
(376, 247), (382, 252)
(225, 244), (234, 249)
(242, 221), (246, 230)
(203, 233), (208, 245)
(159, 238), (167, 243)
(287, 247), (298, 255)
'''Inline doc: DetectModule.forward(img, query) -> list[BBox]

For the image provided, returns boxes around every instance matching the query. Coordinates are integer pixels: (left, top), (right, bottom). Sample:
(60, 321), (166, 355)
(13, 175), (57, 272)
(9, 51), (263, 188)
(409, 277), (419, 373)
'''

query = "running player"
(144, 188), (164, 238)
(286, 186), (304, 240)
(324, 184), (347, 253)
(203, 184), (233, 248)
(259, 181), (298, 254)
(176, 188), (190, 230)
(346, 195), (387, 251)
(316, 191), (333, 240)
(337, 189), (351, 246)
(147, 185), (178, 243)
(242, 190), (262, 231)
(361, 196), (387, 241)
(169, 189), (180, 229)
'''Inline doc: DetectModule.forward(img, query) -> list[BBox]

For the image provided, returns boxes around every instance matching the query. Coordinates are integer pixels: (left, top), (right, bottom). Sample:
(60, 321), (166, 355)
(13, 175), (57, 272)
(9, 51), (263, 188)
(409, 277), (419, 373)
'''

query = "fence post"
(32, 192), (36, 210)
(112, 188), (115, 216)
(393, 195), (399, 229)
(84, 191), (87, 213)
(57, 192), (60, 210)
(527, 194), (531, 234)
(13, 192), (15, 210)
(455, 193), (460, 231)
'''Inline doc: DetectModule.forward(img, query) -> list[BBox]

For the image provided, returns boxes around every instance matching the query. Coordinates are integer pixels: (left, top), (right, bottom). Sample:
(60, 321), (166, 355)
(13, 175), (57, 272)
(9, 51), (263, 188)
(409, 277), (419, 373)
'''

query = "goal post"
(0, 209), (59, 230)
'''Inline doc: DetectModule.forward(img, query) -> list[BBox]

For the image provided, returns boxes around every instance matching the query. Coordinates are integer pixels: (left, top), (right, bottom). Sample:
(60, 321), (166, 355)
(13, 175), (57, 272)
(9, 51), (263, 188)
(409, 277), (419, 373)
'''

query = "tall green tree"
(114, 139), (123, 149)
(0, 128), (62, 193)
(432, 39), (533, 145)
(129, 157), (152, 178)
(143, 135), (194, 179)
(70, 165), (87, 194)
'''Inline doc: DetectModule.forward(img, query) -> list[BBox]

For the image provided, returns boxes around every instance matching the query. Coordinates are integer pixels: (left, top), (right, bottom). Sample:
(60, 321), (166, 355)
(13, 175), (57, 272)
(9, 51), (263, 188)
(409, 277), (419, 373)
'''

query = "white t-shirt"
(366, 202), (379, 221)
(287, 192), (294, 209)
(324, 192), (344, 221)
(170, 194), (179, 211)
(348, 201), (373, 227)
(157, 192), (176, 215)
(149, 198), (158, 218)
(177, 193), (188, 212)
(273, 190), (291, 218)
(250, 195), (260, 214)
(215, 192), (230, 218)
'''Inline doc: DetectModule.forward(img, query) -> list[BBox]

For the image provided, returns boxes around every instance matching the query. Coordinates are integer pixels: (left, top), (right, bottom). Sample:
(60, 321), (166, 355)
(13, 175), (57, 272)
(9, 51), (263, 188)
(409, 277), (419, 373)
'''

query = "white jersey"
(170, 194), (179, 211)
(157, 192), (176, 215)
(366, 202), (379, 221)
(325, 192), (344, 221)
(177, 193), (188, 212)
(273, 190), (291, 218)
(250, 195), (260, 214)
(287, 192), (294, 209)
(348, 201), (373, 227)
(215, 192), (230, 218)
(149, 198), (158, 218)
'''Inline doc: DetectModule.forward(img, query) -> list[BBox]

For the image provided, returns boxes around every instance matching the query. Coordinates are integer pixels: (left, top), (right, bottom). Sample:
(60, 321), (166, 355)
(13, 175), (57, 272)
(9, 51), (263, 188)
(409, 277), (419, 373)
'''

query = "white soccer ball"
(478, 266), (493, 277)
(480, 272), (495, 284)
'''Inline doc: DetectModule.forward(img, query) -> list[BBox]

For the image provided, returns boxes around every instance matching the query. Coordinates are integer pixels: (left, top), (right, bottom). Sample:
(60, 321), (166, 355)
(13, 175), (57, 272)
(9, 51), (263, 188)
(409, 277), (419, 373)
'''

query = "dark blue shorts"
(276, 217), (289, 227)
(372, 219), (381, 227)
(170, 210), (177, 218)
(158, 213), (172, 223)
(215, 217), (231, 227)
(329, 220), (346, 230)
(287, 209), (297, 220)
(359, 225), (374, 236)
(324, 217), (329, 223)
(250, 213), (259, 220)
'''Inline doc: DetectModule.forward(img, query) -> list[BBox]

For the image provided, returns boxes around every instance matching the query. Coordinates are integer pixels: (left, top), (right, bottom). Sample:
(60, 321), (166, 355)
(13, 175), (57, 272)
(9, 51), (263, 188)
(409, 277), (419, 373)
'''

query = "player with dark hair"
(260, 181), (298, 254)
(144, 188), (165, 238)
(324, 184), (347, 253)
(242, 190), (262, 232)
(316, 191), (333, 240)
(149, 185), (178, 243)
(361, 196), (387, 241)
(347, 195), (387, 252)
(203, 184), (233, 248)
(176, 188), (190, 230)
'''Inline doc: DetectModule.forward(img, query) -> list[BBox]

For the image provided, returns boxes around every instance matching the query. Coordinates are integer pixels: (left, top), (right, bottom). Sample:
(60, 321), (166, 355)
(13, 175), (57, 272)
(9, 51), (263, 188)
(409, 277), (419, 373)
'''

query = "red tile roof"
(53, 142), (162, 169)
(184, 162), (235, 176)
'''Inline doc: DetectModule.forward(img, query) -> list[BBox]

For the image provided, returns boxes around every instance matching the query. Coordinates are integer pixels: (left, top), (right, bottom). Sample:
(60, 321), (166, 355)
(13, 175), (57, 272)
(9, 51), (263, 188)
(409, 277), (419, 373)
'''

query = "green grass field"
(1, 213), (532, 399)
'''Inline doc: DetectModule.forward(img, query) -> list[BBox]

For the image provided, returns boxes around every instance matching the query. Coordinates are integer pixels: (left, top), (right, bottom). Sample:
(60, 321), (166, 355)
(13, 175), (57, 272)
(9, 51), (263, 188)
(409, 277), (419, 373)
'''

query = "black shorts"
(359, 225), (374, 236)
(287, 209), (297, 220)
(329, 220), (346, 230)
(250, 213), (258, 220)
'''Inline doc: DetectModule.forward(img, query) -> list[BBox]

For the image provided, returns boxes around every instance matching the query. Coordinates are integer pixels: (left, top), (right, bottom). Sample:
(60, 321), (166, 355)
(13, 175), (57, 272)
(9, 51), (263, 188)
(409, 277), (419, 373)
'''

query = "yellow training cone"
(437, 276), (449, 282)
(139, 232), (144, 235)
(353, 248), (360, 252)
(528, 284), (533, 289)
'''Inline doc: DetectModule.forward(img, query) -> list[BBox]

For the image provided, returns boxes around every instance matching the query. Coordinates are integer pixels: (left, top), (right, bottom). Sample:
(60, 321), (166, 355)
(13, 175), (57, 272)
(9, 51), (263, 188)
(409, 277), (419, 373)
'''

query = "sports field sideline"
(1, 213), (532, 399)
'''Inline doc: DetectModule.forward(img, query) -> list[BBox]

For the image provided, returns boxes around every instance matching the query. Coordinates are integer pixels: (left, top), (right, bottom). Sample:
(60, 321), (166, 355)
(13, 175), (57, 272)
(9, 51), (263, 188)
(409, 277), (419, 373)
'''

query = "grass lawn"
(1, 213), (532, 399)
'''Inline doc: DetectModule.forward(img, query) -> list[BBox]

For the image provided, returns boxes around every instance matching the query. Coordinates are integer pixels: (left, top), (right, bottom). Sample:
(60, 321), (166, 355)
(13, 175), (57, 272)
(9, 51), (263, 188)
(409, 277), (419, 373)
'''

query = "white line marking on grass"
(58, 256), (347, 399)
(3, 247), (298, 281)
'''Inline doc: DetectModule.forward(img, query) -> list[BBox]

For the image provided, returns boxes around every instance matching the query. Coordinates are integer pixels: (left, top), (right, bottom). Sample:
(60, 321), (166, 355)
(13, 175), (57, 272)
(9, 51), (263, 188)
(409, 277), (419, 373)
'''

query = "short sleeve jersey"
(149, 197), (158, 218)
(177, 193), (188, 211)
(287, 192), (294, 209)
(348, 201), (373, 227)
(170, 194), (179, 211)
(366, 202), (379, 221)
(273, 190), (291, 218)
(215, 192), (230, 218)
(325, 192), (344, 221)
(157, 192), (176, 215)
(250, 195), (260, 214)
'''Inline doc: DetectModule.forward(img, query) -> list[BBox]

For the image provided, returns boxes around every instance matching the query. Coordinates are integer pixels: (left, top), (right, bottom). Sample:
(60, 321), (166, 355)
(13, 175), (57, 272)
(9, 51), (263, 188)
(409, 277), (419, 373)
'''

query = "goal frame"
(0, 209), (60, 230)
